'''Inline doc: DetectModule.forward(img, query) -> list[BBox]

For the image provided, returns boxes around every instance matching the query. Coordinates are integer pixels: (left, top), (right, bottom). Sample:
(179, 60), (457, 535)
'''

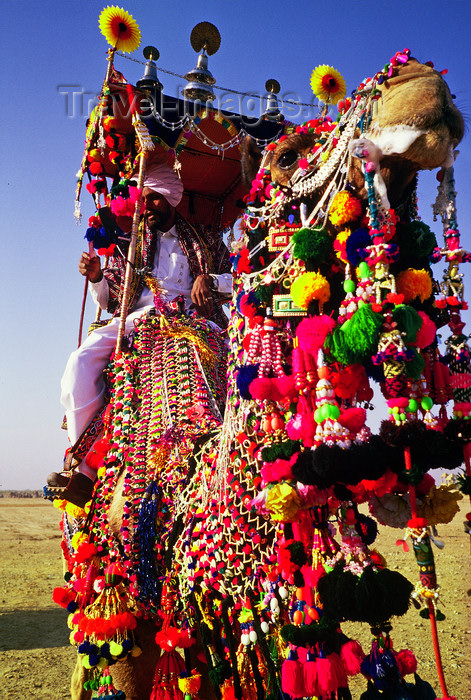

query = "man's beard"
(146, 211), (164, 231)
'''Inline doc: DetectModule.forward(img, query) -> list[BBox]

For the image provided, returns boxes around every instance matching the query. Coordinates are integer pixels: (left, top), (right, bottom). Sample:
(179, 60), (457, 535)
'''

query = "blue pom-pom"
(346, 227), (371, 267)
(88, 653), (100, 667)
(236, 364), (260, 399)
(121, 638), (132, 651)
(100, 642), (111, 659)
(78, 641), (90, 654)
(66, 600), (78, 613)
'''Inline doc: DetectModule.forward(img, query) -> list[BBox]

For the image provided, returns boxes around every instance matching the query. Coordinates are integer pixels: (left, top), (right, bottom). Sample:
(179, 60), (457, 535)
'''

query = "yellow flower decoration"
(99, 6), (141, 53)
(310, 65), (346, 105)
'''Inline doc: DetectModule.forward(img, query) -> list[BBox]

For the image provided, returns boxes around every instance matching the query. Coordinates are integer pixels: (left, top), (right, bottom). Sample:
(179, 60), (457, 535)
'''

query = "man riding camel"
(47, 162), (232, 507)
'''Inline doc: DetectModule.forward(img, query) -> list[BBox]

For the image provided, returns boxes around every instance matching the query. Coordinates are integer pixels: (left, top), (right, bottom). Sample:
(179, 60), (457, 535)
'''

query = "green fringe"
(326, 303), (383, 365)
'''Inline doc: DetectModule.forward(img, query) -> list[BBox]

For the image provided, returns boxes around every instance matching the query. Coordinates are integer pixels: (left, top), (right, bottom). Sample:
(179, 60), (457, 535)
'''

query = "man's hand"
(191, 274), (214, 318)
(79, 252), (103, 283)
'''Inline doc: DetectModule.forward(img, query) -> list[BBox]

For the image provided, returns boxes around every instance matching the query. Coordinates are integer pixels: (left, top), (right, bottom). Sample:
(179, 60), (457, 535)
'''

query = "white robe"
(60, 225), (232, 472)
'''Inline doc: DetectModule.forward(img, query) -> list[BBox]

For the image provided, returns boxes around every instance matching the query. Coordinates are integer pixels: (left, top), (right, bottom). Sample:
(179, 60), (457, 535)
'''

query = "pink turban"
(143, 163), (184, 207)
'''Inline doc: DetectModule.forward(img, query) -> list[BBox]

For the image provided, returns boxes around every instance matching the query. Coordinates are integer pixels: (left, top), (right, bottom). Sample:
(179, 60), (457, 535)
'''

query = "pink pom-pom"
(275, 373), (298, 399)
(261, 457), (295, 483)
(338, 407), (367, 433)
(296, 315), (336, 355)
(414, 311), (437, 349)
(249, 377), (280, 401)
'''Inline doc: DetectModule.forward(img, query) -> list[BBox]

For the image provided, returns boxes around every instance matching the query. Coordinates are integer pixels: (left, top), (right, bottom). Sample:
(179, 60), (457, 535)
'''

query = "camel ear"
(240, 135), (263, 188)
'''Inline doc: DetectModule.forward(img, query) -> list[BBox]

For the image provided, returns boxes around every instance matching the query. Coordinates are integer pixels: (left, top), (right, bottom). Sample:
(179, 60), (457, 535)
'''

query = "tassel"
(340, 638), (365, 676)
(303, 649), (319, 697)
(150, 650), (185, 700)
(237, 646), (258, 699)
(281, 648), (305, 698)
(316, 652), (344, 695)
(135, 482), (161, 605)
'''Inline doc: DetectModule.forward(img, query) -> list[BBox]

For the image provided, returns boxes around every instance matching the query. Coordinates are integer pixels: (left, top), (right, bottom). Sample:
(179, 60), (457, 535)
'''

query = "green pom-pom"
(326, 304), (383, 365)
(261, 439), (300, 462)
(398, 221), (437, 259)
(419, 608), (430, 619)
(292, 227), (332, 263)
(435, 609), (446, 621)
(392, 304), (422, 344)
(405, 348), (425, 380)
(254, 283), (276, 305)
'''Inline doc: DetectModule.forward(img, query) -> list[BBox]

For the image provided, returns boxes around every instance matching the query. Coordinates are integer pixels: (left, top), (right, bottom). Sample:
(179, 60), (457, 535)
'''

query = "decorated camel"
(48, 10), (470, 700)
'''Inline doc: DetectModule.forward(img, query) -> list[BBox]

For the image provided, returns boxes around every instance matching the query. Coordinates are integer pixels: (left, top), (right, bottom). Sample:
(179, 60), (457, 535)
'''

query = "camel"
(61, 54), (464, 700)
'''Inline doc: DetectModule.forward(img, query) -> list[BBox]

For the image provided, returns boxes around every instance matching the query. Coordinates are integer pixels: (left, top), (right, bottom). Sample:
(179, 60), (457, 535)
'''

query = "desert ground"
(0, 497), (469, 700)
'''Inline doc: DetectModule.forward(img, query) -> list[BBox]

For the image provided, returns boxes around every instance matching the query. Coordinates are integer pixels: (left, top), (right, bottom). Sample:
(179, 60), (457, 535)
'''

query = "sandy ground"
(0, 498), (470, 700)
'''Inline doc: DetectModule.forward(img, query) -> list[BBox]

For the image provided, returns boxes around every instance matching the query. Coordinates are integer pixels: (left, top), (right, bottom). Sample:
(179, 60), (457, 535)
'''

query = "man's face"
(142, 187), (175, 232)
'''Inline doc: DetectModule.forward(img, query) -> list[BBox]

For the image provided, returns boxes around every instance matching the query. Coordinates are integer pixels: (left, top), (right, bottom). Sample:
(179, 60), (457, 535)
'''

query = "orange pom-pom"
(396, 268), (432, 303)
(329, 191), (362, 227)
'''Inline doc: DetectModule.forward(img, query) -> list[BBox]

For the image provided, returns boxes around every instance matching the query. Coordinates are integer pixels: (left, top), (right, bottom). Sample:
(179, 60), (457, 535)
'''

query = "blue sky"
(1, 0), (470, 489)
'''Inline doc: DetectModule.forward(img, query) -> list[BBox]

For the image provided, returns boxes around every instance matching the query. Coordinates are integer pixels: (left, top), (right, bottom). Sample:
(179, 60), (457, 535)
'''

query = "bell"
(264, 79), (283, 121)
(182, 22), (221, 104)
(182, 50), (216, 102)
(136, 46), (163, 91)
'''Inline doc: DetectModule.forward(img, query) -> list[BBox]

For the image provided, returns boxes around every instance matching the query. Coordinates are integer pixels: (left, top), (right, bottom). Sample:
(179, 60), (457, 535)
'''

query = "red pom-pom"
(395, 649), (417, 676)
(89, 161), (104, 175)
(52, 587), (75, 608)
(74, 542), (98, 563)
(249, 377), (280, 401)
(407, 517), (428, 529)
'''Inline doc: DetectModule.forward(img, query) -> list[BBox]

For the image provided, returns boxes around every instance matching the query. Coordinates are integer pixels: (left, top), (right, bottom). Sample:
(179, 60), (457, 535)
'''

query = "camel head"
(241, 54), (463, 214)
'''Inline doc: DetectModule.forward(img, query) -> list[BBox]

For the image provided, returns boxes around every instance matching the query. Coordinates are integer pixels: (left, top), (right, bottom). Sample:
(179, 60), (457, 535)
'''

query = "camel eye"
(277, 149), (298, 169)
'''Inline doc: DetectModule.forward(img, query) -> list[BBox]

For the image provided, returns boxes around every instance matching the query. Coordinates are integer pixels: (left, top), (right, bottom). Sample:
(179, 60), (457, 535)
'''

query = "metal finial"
(137, 46), (163, 91)
(264, 79), (283, 121)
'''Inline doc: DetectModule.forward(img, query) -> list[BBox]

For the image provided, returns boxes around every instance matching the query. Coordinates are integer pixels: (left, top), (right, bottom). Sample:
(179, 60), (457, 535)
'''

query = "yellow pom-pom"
(178, 671), (202, 695)
(396, 268), (432, 302)
(71, 532), (87, 550)
(65, 502), (86, 518)
(290, 271), (330, 309)
(329, 191), (362, 227)
(265, 482), (301, 522)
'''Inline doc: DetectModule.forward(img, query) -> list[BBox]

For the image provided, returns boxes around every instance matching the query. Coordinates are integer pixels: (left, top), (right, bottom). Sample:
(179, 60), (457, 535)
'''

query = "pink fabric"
(143, 163), (183, 207)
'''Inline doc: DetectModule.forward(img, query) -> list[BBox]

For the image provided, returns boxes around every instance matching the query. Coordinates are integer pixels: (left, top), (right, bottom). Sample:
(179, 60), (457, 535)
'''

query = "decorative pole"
(115, 84), (154, 353)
